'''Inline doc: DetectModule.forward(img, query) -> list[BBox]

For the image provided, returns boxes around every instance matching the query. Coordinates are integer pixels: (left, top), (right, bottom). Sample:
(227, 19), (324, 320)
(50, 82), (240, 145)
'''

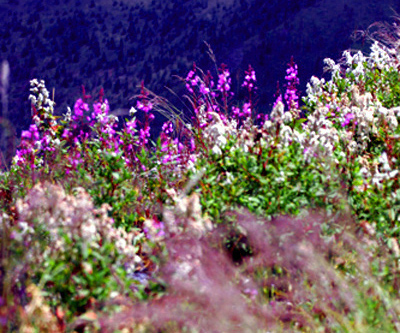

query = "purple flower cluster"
(217, 64), (231, 93)
(184, 63), (259, 128)
(14, 124), (40, 167)
(13, 59), (298, 179)
(158, 120), (195, 169)
(239, 65), (258, 121)
(284, 57), (300, 110)
(242, 65), (256, 92)
(186, 65), (199, 95)
(73, 98), (89, 120)
(135, 83), (155, 148)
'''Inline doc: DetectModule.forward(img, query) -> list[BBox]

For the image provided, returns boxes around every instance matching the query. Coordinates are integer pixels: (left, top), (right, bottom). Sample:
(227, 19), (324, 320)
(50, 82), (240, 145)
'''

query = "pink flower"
(73, 98), (89, 118)
(342, 113), (355, 127)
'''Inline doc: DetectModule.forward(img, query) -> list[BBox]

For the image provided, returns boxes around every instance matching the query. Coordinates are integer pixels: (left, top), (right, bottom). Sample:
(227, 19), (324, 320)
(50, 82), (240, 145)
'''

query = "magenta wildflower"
(21, 124), (40, 142)
(273, 94), (283, 111)
(342, 113), (356, 127)
(40, 133), (55, 152)
(186, 64), (197, 94)
(256, 113), (268, 126)
(125, 118), (137, 135)
(243, 102), (252, 117)
(62, 128), (71, 139)
(138, 126), (151, 146)
(272, 80), (283, 111)
(73, 98), (89, 118)
(92, 99), (110, 117)
(217, 64), (231, 93)
(242, 65), (256, 91)
(137, 100), (153, 113)
(199, 82), (210, 95)
(162, 121), (174, 135)
(136, 82), (154, 114)
(189, 137), (196, 152)
(239, 65), (258, 120)
(284, 57), (300, 110)
(14, 124), (41, 167)
(232, 105), (240, 119)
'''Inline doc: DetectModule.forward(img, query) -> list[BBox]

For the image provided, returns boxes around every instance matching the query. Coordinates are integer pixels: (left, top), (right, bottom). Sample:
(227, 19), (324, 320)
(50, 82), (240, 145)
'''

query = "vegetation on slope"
(3, 19), (400, 332)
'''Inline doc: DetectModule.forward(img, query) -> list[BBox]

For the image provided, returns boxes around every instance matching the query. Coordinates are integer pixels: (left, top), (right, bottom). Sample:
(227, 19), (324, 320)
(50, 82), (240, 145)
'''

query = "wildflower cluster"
(3, 21), (400, 331)
(284, 56), (300, 110)
(14, 80), (61, 169)
(14, 182), (139, 266)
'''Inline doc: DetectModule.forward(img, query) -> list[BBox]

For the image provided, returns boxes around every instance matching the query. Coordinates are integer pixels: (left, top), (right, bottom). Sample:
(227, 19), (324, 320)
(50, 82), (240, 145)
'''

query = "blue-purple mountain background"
(1, 0), (400, 137)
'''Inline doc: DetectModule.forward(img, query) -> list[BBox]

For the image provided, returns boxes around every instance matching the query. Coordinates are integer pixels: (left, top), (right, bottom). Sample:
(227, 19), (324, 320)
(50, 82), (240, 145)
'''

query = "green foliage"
(365, 67), (400, 108)
(39, 237), (133, 320)
(196, 139), (344, 222)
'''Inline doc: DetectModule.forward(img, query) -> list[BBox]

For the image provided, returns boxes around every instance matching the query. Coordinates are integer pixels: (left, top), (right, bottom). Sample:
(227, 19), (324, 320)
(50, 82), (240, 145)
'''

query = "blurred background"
(1, 0), (400, 166)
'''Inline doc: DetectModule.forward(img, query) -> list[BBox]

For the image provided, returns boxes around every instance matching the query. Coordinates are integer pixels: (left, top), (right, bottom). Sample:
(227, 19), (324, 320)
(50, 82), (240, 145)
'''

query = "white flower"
(211, 145), (222, 155)
(369, 41), (393, 70)
(323, 58), (341, 78)
(115, 238), (127, 251)
(224, 172), (234, 186)
(270, 101), (285, 120)
(282, 111), (293, 124)
(343, 50), (353, 66)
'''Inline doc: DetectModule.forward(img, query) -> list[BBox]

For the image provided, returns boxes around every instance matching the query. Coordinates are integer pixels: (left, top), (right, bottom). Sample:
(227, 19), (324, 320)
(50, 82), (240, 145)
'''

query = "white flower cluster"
(343, 50), (367, 81)
(14, 182), (141, 267)
(260, 40), (400, 165)
(262, 100), (329, 159)
(370, 152), (399, 189)
(64, 107), (72, 122)
(341, 87), (398, 153)
(201, 109), (236, 155)
(302, 105), (340, 160)
(28, 79), (55, 119)
(301, 43), (400, 159)
(368, 41), (398, 71)
(323, 58), (341, 80)
(263, 101), (298, 149)
(0, 211), (12, 234)
(197, 104), (260, 156)
(305, 76), (326, 104)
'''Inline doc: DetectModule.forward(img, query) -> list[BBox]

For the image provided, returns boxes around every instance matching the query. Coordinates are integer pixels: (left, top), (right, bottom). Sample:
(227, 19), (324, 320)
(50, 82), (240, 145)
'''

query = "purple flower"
(284, 57), (300, 110)
(125, 118), (137, 135)
(62, 128), (71, 139)
(189, 137), (196, 152)
(243, 102), (252, 117)
(273, 94), (283, 110)
(232, 105), (240, 118)
(186, 68), (196, 94)
(342, 113), (355, 127)
(217, 65), (231, 93)
(242, 65), (257, 91)
(137, 100), (153, 113)
(162, 121), (174, 135)
(73, 98), (89, 118)
(138, 126), (151, 146)
(25, 124), (40, 142)
(21, 130), (31, 140)
(199, 82), (210, 95)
